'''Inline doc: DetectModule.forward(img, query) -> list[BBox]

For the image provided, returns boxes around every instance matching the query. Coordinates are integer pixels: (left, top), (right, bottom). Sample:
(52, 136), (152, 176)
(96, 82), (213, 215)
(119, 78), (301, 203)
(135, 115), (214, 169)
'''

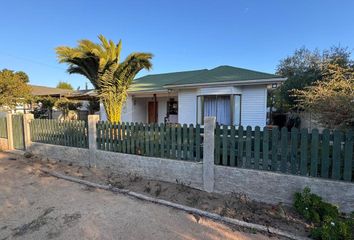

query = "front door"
(148, 102), (158, 123)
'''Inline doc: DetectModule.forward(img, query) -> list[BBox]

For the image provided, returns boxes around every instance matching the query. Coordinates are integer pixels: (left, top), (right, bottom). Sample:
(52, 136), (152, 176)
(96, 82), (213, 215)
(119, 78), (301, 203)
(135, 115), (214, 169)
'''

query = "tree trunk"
(102, 92), (127, 123)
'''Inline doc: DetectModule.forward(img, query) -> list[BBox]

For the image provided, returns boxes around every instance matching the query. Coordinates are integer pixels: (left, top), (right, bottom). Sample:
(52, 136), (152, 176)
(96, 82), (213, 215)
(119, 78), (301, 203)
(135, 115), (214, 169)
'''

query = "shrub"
(294, 187), (353, 240)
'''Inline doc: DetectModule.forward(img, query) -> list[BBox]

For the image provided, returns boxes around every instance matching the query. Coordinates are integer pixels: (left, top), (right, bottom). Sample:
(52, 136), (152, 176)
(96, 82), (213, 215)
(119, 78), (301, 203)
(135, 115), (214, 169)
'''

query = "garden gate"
(12, 114), (25, 150)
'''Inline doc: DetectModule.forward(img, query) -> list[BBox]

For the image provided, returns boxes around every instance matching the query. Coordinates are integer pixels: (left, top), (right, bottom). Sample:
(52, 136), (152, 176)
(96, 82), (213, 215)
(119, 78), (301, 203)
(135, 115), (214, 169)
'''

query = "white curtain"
(204, 96), (231, 125)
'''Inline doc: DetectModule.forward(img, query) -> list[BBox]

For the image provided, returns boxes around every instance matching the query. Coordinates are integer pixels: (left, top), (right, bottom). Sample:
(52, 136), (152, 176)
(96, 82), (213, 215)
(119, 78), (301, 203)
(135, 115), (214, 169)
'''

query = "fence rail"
(0, 117), (7, 138)
(30, 119), (88, 148)
(215, 125), (354, 182)
(97, 122), (203, 161)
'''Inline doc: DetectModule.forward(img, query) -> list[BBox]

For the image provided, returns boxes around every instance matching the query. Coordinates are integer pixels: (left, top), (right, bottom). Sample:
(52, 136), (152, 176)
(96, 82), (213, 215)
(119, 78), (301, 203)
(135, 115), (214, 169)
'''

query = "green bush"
(311, 216), (353, 240)
(293, 187), (353, 240)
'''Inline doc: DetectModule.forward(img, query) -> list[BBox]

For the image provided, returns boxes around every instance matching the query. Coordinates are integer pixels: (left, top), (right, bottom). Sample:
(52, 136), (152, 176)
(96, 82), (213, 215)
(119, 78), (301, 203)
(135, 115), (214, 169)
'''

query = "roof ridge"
(211, 65), (278, 76)
(135, 68), (208, 80)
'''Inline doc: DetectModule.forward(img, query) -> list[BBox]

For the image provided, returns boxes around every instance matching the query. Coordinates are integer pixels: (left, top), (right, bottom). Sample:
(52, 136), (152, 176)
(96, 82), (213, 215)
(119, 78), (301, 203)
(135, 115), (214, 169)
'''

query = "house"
(100, 65), (286, 127)
(30, 84), (73, 98)
(1, 85), (74, 114)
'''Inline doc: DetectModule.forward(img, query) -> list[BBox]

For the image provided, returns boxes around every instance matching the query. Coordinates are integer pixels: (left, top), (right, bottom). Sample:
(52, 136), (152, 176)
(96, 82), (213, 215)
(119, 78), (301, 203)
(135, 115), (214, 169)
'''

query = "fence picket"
(195, 124), (201, 161)
(300, 128), (308, 176)
(290, 128), (298, 174)
(183, 124), (188, 160)
(171, 125), (176, 159)
(176, 124), (182, 160)
(310, 129), (319, 177)
(271, 127), (279, 171)
(280, 127), (288, 173)
(254, 126), (260, 169)
(159, 123), (165, 158)
(189, 124), (194, 161)
(222, 125), (228, 165)
(237, 126), (244, 167)
(343, 131), (353, 181)
(332, 130), (342, 180)
(230, 126), (236, 166)
(245, 126), (252, 168)
(215, 124), (221, 164)
(262, 127), (269, 170)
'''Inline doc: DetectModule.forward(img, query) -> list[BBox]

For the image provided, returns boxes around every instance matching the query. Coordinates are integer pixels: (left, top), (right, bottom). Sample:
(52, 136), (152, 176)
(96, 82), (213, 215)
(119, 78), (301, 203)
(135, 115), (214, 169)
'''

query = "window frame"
(196, 94), (241, 125)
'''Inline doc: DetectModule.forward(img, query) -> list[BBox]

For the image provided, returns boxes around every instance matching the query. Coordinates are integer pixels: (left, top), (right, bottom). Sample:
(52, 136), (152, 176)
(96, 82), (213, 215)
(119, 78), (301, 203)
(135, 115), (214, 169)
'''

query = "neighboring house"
(6, 85), (74, 114)
(100, 65), (286, 127)
(30, 84), (73, 98)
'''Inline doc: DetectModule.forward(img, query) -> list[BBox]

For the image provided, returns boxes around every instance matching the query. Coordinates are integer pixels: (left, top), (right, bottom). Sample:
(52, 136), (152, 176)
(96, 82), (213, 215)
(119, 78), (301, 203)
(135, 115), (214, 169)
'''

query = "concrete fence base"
(5, 113), (354, 213)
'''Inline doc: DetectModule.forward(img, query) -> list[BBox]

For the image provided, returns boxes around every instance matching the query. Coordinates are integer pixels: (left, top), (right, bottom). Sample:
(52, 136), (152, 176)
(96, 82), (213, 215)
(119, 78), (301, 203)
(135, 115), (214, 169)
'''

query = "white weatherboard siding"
(121, 96), (133, 122)
(132, 98), (147, 123)
(99, 85), (269, 127)
(197, 86), (241, 95)
(99, 102), (107, 121)
(241, 85), (267, 128)
(157, 98), (167, 123)
(178, 89), (197, 124)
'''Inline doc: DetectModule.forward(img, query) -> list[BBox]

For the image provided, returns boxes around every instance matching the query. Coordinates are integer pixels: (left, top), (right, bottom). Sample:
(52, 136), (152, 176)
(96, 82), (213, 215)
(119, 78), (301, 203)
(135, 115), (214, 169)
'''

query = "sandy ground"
(0, 152), (276, 240)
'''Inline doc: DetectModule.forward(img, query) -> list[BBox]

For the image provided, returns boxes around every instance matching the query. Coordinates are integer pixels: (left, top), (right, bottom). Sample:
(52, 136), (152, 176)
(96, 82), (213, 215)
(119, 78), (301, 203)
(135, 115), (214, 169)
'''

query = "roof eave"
(163, 77), (287, 89)
(127, 89), (170, 94)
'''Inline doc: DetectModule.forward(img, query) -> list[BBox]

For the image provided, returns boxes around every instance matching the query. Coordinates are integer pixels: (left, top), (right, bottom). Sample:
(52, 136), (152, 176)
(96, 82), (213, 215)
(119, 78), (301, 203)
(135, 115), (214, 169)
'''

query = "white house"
(100, 65), (286, 127)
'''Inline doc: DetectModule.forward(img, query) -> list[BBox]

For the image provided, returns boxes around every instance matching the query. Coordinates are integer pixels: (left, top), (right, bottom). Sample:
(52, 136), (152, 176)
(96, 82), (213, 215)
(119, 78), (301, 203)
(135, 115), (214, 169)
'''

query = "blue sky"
(0, 0), (353, 89)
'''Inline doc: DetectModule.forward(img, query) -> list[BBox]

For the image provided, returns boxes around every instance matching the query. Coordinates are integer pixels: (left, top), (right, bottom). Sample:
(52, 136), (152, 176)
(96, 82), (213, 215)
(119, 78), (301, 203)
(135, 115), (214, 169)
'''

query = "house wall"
(240, 85), (267, 127)
(99, 85), (269, 127)
(132, 98), (147, 122)
(178, 85), (267, 127)
(121, 96), (133, 122)
(99, 102), (107, 121)
(178, 89), (197, 124)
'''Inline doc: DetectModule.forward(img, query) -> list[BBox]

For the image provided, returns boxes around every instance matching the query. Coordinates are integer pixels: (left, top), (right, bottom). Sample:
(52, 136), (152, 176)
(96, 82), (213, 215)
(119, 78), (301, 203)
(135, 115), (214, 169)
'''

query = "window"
(197, 95), (241, 125)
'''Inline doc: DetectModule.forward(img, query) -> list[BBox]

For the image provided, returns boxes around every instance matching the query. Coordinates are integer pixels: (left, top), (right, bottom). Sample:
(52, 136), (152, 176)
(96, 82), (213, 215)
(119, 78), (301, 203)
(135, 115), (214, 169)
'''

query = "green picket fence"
(215, 125), (354, 182)
(0, 117), (7, 138)
(96, 122), (203, 161)
(30, 119), (88, 148)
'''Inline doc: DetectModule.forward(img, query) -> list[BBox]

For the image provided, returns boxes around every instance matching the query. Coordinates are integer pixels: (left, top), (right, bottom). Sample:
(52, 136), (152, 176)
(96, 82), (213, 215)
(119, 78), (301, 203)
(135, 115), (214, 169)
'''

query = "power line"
(0, 51), (66, 71)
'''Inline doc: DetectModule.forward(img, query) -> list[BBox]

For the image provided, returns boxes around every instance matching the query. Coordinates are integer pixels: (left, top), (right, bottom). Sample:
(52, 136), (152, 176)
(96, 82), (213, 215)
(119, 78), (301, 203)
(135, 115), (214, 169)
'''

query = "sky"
(0, 0), (353, 89)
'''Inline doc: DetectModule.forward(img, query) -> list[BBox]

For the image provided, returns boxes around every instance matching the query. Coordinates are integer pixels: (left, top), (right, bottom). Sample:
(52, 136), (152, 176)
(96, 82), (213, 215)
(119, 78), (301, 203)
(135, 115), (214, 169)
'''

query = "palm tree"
(56, 35), (153, 122)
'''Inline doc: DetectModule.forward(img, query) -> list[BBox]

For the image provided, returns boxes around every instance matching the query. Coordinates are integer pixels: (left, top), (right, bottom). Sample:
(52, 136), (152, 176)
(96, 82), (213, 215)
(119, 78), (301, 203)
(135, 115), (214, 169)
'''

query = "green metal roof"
(129, 69), (207, 92)
(129, 65), (282, 92)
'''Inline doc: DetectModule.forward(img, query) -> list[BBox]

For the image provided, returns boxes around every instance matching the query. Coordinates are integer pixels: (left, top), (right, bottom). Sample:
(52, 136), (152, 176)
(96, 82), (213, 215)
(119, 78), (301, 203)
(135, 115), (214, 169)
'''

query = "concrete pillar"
(88, 115), (100, 167)
(203, 116), (216, 192)
(6, 113), (14, 150)
(23, 113), (34, 150)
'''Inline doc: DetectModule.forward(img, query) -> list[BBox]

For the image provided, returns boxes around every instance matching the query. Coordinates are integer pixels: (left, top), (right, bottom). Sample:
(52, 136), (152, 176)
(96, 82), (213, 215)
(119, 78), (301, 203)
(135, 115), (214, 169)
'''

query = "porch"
(122, 93), (178, 124)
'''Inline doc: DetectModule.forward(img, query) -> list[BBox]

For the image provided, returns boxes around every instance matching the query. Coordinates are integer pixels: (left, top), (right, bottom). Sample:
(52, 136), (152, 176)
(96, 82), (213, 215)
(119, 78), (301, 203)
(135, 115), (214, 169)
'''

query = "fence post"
(203, 116), (216, 192)
(23, 113), (34, 150)
(6, 113), (14, 150)
(88, 115), (100, 167)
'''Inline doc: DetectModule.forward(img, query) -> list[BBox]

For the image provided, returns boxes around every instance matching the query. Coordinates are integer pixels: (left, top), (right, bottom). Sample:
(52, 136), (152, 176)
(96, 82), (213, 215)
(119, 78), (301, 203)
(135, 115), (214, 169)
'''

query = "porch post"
(153, 93), (157, 123)
(6, 113), (14, 150)
(203, 116), (216, 192)
(23, 113), (34, 150)
(88, 114), (100, 167)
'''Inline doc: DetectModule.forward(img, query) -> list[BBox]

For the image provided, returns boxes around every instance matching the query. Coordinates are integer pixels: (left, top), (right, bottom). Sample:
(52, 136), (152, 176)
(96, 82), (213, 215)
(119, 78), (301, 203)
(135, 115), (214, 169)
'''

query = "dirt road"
(0, 152), (275, 240)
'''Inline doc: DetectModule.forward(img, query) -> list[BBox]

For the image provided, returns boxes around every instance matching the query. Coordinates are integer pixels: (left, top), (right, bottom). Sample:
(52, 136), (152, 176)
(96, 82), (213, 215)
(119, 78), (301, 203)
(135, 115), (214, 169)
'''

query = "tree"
(0, 69), (32, 109)
(294, 64), (354, 129)
(274, 46), (353, 111)
(56, 81), (73, 90)
(87, 99), (100, 114)
(35, 96), (56, 118)
(56, 35), (153, 122)
(55, 97), (82, 120)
